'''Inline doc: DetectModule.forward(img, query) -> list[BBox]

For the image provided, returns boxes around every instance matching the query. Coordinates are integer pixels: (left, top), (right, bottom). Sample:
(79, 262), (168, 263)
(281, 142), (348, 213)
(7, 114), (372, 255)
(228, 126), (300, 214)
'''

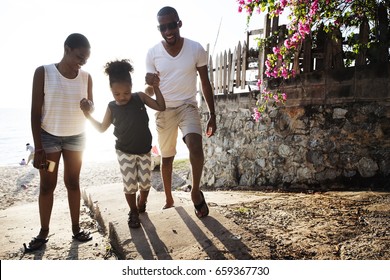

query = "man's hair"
(157, 6), (179, 19)
(64, 33), (90, 49)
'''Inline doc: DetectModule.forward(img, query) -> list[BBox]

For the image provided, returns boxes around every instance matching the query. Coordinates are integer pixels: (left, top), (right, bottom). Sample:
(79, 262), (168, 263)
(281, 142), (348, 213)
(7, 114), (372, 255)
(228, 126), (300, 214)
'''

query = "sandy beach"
(0, 161), (122, 210)
(0, 159), (191, 260)
(1, 160), (389, 261)
(0, 161), (126, 260)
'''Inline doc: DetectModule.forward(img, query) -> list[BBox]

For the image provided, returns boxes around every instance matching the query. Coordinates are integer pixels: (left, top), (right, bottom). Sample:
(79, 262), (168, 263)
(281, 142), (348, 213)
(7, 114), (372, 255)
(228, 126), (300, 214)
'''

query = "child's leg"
(125, 193), (137, 212)
(125, 193), (140, 228)
(116, 150), (141, 228)
(117, 150), (138, 209)
(138, 190), (149, 207)
(137, 190), (149, 213)
(136, 152), (152, 212)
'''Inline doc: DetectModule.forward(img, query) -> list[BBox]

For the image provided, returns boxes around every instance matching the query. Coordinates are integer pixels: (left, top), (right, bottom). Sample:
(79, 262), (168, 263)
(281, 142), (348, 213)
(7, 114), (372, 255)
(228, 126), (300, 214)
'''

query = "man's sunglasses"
(157, 21), (180, 32)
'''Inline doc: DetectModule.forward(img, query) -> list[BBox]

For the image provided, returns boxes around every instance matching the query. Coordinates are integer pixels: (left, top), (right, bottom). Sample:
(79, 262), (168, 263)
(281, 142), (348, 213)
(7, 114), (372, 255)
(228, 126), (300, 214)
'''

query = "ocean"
(0, 108), (188, 166)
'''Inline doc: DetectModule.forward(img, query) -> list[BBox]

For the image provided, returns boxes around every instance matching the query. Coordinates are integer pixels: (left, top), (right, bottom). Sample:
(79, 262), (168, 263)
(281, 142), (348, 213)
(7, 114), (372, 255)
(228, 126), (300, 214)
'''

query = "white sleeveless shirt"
(41, 63), (89, 136)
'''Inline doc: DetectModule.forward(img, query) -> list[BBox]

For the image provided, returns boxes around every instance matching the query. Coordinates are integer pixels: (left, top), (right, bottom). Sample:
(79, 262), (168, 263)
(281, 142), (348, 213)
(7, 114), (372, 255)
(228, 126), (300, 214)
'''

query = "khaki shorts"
(155, 103), (202, 158)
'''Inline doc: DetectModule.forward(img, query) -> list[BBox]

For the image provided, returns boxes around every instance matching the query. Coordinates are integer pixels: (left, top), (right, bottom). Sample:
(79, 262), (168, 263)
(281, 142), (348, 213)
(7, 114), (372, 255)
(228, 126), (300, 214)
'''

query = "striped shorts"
(116, 150), (151, 194)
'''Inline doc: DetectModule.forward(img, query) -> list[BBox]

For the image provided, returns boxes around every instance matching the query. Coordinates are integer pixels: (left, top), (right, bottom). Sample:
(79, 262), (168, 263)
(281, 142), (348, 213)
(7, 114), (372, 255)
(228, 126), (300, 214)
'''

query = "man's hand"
(206, 114), (217, 137)
(145, 72), (159, 85)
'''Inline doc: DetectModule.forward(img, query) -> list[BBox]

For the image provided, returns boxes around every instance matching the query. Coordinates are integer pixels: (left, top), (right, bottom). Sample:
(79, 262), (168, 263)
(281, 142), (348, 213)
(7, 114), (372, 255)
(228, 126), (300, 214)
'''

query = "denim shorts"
(41, 129), (86, 153)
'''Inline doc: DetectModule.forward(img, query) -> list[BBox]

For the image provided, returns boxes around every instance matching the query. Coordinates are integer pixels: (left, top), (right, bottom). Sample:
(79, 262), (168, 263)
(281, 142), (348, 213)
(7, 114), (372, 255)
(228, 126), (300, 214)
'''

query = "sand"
(0, 161), (125, 260)
(1, 160), (389, 261)
(0, 161), (121, 210)
(0, 159), (190, 260)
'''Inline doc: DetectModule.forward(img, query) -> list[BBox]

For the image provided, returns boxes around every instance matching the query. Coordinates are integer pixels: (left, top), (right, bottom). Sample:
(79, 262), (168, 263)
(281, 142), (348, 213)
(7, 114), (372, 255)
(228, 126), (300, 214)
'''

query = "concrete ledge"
(83, 184), (270, 260)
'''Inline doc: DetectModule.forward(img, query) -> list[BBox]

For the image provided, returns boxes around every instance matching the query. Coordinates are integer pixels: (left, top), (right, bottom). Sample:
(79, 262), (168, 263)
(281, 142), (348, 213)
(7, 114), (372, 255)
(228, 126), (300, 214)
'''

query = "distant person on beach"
(80, 59), (165, 228)
(19, 158), (26, 165)
(24, 33), (93, 252)
(145, 6), (216, 218)
(26, 143), (34, 165)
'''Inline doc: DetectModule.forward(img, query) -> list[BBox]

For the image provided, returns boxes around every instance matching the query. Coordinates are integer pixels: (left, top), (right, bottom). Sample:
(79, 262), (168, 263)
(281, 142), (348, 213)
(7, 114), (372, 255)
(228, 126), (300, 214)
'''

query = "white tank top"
(41, 63), (89, 136)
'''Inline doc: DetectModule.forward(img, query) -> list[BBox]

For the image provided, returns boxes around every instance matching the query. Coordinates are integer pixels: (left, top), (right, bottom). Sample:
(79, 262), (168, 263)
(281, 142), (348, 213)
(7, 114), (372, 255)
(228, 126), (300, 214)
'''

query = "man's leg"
(161, 156), (175, 208)
(184, 133), (204, 205)
(27, 153), (34, 165)
(155, 109), (178, 209)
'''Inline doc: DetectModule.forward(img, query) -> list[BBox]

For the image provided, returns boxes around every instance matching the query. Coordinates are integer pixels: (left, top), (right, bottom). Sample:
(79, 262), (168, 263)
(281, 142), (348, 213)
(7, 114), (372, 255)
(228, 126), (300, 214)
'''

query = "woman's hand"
(80, 98), (94, 116)
(33, 149), (47, 170)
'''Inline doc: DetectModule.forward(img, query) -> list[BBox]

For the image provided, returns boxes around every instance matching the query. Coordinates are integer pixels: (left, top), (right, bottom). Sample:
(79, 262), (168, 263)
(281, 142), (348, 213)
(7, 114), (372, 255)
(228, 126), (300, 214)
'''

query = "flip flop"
(23, 237), (49, 253)
(194, 191), (209, 218)
(72, 230), (92, 242)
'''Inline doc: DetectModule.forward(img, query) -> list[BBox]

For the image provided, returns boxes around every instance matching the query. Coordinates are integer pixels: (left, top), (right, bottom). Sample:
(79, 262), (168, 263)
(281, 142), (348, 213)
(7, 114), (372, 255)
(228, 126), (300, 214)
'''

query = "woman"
(24, 33), (93, 252)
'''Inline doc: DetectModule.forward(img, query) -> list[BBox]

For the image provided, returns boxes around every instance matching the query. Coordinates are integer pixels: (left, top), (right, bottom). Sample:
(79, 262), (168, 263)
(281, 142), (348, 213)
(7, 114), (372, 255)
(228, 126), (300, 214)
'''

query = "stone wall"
(200, 63), (390, 191)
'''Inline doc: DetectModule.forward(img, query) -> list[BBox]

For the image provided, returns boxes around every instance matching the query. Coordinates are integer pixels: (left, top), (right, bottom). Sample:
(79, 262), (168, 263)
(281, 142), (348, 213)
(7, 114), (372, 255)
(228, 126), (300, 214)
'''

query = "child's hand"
(145, 86), (155, 97)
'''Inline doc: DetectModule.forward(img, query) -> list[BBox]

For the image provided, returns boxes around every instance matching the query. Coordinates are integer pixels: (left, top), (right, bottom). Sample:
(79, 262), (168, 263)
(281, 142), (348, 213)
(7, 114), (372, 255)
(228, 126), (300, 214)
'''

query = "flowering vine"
(237, 0), (384, 121)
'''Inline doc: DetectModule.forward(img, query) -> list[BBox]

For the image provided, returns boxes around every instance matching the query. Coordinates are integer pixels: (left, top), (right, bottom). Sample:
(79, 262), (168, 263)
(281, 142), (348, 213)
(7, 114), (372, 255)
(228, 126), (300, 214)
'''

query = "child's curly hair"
(104, 59), (134, 86)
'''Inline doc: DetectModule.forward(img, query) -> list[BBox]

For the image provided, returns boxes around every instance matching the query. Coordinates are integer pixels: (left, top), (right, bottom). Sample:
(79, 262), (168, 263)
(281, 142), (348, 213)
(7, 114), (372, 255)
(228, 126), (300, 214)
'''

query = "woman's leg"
(62, 149), (83, 235)
(37, 151), (62, 239)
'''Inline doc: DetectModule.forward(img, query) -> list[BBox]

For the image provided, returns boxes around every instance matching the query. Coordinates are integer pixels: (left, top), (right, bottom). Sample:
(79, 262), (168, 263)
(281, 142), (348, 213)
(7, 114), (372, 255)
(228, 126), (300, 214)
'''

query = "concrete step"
(83, 184), (270, 260)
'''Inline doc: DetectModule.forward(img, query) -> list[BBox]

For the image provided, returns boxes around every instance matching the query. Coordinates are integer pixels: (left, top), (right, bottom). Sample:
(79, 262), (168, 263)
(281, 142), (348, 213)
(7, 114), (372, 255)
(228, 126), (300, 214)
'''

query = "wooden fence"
(207, 3), (390, 96)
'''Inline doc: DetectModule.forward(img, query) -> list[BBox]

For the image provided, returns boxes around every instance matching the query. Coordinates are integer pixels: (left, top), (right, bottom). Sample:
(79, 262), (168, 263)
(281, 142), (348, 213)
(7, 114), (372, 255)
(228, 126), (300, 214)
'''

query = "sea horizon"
(0, 107), (188, 166)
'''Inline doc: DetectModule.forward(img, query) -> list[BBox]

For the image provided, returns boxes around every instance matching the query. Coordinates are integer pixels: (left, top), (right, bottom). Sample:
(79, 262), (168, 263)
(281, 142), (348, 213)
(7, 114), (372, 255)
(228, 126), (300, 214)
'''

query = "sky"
(0, 0), (265, 111)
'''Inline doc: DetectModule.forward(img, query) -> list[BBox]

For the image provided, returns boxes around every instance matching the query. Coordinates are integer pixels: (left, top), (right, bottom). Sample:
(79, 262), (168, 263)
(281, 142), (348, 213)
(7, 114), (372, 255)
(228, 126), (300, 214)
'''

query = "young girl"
(80, 59), (165, 228)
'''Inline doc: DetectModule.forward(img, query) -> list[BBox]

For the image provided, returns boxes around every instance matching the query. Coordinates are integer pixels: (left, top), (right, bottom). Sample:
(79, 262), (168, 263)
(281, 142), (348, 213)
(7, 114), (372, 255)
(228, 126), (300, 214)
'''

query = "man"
(145, 6), (216, 218)
(26, 143), (35, 165)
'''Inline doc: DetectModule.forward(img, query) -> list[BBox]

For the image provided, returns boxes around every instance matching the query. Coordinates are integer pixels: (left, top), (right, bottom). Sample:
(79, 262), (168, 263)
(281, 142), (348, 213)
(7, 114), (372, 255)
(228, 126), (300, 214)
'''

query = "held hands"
(145, 72), (160, 87)
(145, 72), (160, 97)
(80, 98), (94, 116)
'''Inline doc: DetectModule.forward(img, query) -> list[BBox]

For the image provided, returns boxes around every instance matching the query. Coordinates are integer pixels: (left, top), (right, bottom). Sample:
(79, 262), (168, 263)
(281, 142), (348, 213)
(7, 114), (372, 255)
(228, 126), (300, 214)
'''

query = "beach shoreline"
(0, 160), (125, 211)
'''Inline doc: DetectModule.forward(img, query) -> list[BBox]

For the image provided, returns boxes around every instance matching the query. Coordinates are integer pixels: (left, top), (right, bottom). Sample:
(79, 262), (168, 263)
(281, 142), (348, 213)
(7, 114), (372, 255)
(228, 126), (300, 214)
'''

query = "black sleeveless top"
(108, 93), (152, 154)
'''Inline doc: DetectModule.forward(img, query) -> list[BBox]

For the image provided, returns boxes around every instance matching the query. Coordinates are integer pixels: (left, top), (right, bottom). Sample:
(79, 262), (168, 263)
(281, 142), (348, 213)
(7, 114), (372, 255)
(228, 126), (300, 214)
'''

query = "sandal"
(72, 230), (92, 242)
(137, 194), (147, 213)
(194, 191), (209, 218)
(128, 210), (141, 228)
(23, 237), (48, 253)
